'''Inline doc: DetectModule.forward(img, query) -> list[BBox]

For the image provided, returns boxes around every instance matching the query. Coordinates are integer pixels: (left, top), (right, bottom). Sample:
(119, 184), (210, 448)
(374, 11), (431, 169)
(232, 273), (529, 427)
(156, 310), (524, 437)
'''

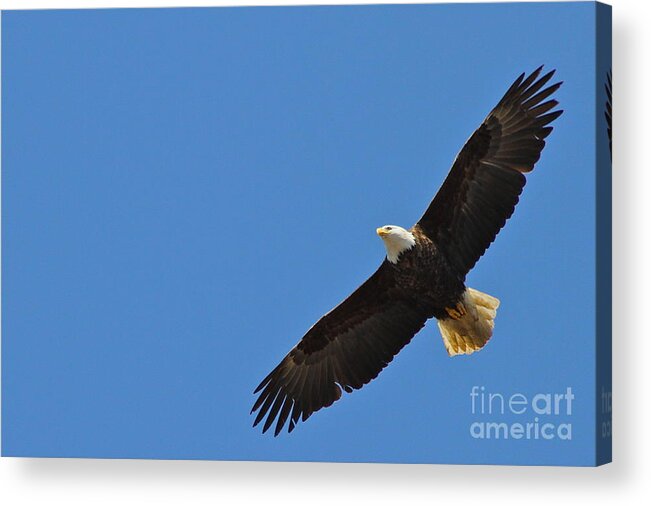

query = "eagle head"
(376, 225), (416, 264)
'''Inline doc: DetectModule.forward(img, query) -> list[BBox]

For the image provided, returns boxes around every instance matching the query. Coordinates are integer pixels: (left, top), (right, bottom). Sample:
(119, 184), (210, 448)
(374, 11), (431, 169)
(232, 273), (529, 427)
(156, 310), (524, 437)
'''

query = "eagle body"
(251, 67), (563, 436)
(385, 226), (466, 321)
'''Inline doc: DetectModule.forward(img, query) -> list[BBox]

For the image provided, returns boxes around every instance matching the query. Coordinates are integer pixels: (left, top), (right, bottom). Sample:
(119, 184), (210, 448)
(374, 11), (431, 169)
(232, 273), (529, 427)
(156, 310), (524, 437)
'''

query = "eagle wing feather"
(605, 71), (612, 158)
(416, 66), (563, 276)
(251, 263), (428, 436)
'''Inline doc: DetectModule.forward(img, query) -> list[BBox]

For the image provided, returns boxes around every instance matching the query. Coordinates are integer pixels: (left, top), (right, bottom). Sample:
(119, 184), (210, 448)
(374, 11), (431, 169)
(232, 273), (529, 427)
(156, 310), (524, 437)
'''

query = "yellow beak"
(376, 228), (388, 237)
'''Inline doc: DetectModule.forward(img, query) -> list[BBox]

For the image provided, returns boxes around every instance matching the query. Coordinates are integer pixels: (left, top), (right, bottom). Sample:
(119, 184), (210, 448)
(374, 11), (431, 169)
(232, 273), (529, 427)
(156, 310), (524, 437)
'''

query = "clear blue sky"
(2, 2), (605, 465)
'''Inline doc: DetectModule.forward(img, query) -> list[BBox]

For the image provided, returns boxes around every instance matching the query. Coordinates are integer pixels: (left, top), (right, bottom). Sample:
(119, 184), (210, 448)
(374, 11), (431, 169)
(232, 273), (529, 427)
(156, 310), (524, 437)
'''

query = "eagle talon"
(446, 302), (466, 320)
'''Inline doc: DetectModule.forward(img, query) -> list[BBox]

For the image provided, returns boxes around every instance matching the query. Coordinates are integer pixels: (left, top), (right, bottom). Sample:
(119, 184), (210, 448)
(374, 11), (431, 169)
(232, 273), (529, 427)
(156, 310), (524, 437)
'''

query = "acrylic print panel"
(1, 2), (609, 465)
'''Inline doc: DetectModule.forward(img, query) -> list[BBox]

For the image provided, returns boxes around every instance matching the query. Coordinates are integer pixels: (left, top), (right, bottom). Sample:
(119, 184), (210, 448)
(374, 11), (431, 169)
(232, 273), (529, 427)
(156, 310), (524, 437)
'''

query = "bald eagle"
(252, 67), (563, 436)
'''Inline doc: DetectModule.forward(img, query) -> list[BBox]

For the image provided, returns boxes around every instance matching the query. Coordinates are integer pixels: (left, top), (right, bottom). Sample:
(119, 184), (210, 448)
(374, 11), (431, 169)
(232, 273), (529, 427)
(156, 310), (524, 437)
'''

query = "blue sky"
(2, 3), (605, 465)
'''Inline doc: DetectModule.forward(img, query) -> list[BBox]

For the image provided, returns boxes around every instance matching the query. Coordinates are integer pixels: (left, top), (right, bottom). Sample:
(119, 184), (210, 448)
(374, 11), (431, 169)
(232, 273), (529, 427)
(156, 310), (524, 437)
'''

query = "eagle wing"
(251, 262), (428, 436)
(416, 66), (563, 276)
(605, 71), (612, 158)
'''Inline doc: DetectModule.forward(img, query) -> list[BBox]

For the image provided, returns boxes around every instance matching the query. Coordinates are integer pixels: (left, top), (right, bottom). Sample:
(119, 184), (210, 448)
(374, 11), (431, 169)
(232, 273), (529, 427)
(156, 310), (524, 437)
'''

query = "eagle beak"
(376, 228), (388, 237)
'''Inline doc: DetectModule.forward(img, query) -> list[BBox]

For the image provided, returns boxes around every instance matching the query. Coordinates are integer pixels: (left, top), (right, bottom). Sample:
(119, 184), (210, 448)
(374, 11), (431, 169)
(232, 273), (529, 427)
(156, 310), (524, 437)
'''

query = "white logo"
(469, 386), (574, 441)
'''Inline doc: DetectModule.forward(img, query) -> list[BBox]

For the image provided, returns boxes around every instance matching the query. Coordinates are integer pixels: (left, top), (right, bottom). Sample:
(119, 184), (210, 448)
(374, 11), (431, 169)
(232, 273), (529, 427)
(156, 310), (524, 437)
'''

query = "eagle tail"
(437, 288), (500, 357)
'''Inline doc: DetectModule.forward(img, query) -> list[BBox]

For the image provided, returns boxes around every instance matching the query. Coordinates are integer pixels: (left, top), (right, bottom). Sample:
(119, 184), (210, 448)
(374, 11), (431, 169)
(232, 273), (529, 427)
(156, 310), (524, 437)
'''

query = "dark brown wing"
(605, 71), (612, 158)
(251, 262), (428, 436)
(417, 66), (563, 276)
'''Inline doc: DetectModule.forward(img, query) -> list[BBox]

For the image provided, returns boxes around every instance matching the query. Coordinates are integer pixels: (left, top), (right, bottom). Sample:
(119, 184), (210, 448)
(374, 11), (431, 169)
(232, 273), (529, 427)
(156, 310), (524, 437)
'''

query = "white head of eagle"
(376, 225), (416, 264)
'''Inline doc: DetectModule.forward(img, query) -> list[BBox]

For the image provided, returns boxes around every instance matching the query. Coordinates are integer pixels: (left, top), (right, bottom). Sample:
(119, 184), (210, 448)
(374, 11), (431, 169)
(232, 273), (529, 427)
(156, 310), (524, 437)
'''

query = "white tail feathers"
(437, 288), (500, 357)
